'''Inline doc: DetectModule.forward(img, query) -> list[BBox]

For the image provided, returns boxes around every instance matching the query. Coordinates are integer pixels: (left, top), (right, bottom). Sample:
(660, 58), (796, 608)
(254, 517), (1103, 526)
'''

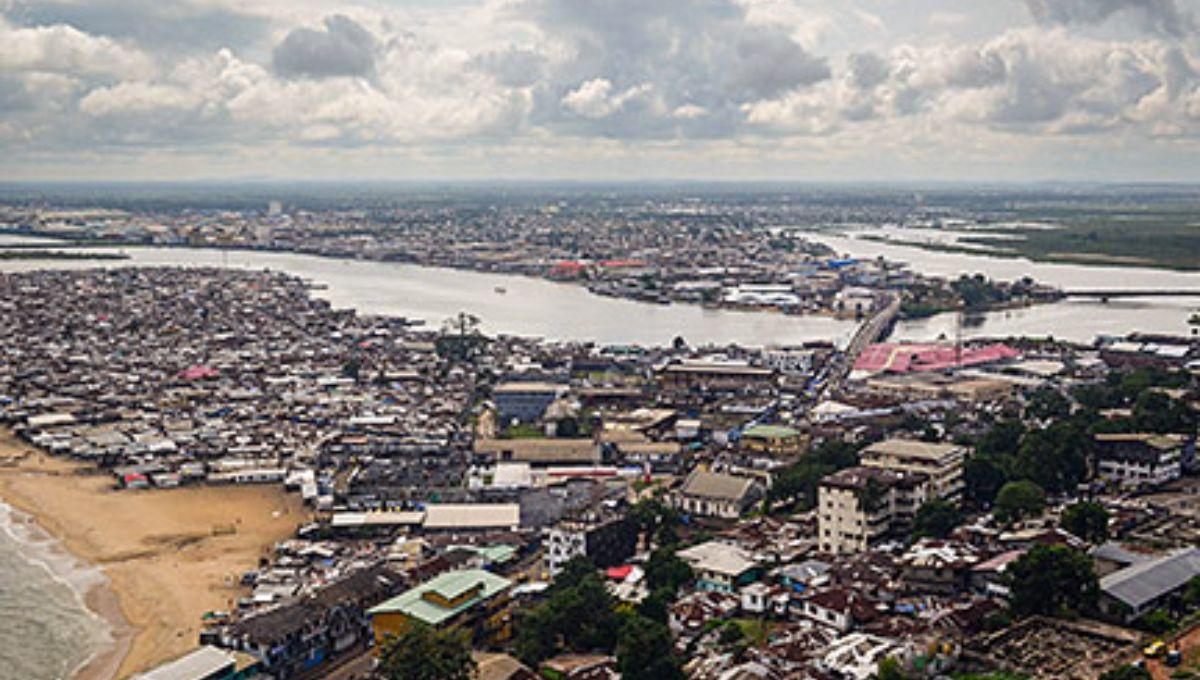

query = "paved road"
(818, 293), (900, 401)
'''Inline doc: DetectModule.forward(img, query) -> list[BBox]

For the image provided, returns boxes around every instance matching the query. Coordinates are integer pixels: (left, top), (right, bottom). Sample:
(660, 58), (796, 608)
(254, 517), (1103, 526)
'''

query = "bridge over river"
(1064, 289), (1200, 299)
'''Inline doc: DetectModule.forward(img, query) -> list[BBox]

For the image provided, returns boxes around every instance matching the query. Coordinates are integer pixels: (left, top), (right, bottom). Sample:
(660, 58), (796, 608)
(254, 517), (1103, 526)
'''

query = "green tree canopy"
(377, 622), (475, 680)
(912, 499), (963, 539)
(1097, 665), (1152, 680)
(644, 548), (694, 595)
(515, 556), (620, 666)
(616, 613), (685, 680)
(1061, 501), (1110, 544)
(1010, 422), (1088, 494)
(1008, 545), (1099, 618)
(964, 455), (1008, 507)
(994, 480), (1046, 524)
(1132, 391), (1196, 434)
(1025, 387), (1071, 422)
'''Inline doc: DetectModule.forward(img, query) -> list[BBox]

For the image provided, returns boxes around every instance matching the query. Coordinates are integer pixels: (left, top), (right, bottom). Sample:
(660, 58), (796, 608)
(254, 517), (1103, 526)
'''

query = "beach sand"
(0, 431), (308, 679)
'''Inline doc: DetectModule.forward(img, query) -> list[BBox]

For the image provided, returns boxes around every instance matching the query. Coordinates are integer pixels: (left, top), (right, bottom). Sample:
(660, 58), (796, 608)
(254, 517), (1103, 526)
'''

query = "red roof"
(606, 565), (634, 580)
(854, 342), (1019, 373)
(179, 365), (220, 380)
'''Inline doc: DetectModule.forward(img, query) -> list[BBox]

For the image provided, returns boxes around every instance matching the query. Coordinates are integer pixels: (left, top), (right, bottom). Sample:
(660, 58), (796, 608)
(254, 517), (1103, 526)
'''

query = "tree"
(877, 656), (909, 680)
(637, 586), (674, 624)
(1133, 391), (1196, 434)
(377, 622), (475, 680)
(1025, 387), (1071, 421)
(628, 498), (681, 548)
(515, 557), (620, 666)
(1136, 608), (1175, 635)
(1097, 666), (1152, 680)
(644, 548), (694, 595)
(1182, 575), (1200, 609)
(912, 499), (963, 539)
(964, 455), (1007, 507)
(994, 480), (1046, 524)
(1010, 422), (1088, 494)
(976, 420), (1026, 459)
(616, 613), (685, 680)
(436, 312), (488, 362)
(1061, 502), (1110, 544)
(1008, 545), (1098, 617)
(768, 461), (835, 511)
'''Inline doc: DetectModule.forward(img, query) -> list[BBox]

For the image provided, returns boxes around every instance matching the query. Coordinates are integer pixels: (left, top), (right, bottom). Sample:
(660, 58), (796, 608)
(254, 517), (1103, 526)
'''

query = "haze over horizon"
(3, 0), (1200, 182)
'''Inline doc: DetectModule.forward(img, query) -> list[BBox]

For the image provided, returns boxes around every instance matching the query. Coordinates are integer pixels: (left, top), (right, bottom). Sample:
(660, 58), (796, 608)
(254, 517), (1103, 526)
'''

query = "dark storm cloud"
(272, 14), (378, 79)
(1024, 0), (1195, 37)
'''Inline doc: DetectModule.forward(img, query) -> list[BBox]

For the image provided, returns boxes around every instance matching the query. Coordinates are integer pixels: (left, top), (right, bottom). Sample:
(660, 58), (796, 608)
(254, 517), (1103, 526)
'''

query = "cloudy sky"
(2, 0), (1200, 181)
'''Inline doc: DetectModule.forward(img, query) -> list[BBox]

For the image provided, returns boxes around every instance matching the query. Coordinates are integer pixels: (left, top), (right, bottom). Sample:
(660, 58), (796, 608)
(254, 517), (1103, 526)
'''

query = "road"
(820, 293), (900, 400)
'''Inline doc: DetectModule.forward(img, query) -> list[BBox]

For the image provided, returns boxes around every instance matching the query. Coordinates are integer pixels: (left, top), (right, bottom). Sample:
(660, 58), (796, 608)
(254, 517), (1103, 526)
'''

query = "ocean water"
(0, 502), (113, 680)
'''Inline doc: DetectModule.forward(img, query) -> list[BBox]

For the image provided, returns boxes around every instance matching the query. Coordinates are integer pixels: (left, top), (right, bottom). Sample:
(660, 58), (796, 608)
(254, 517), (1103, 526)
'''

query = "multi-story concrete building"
(860, 438), (966, 501)
(544, 515), (638, 575)
(1094, 433), (1186, 488)
(818, 466), (930, 555)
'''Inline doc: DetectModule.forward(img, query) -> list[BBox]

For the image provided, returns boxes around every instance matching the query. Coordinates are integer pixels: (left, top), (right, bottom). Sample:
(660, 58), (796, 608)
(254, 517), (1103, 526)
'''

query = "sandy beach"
(0, 430), (308, 678)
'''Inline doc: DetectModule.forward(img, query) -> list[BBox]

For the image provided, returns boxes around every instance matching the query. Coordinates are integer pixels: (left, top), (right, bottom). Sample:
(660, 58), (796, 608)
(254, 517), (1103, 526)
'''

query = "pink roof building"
(179, 365), (220, 380)
(854, 342), (1019, 374)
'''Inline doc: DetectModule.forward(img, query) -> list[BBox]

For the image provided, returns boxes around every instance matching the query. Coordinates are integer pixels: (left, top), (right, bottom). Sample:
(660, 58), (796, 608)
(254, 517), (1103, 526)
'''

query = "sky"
(2, 0), (1200, 182)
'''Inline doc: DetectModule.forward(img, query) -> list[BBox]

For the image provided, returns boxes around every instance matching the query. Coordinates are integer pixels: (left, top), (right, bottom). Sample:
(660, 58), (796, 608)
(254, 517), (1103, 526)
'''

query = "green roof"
(452, 544), (518, 564)
(368, 569), (512, 626)
(742, 424), (800, 440)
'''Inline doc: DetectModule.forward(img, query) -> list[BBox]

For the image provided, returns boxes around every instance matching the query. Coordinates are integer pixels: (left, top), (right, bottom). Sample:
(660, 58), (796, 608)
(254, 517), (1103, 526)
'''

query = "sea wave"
(0, 501), (114, 680)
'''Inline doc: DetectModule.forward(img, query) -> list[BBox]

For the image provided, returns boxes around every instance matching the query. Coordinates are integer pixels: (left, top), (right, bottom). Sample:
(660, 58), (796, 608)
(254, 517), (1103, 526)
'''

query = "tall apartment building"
(860, 438), (966, 501)
(545, 515), (638, 574)
(818, 466), (931, 555)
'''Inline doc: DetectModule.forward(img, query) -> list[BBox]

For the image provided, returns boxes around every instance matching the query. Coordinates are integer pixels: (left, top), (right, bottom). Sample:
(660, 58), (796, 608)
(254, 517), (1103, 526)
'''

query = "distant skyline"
(2, 0), (1200, 182)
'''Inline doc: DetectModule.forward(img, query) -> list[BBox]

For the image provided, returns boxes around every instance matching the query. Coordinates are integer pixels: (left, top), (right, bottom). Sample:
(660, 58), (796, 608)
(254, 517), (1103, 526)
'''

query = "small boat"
(494, 286), (507, 294)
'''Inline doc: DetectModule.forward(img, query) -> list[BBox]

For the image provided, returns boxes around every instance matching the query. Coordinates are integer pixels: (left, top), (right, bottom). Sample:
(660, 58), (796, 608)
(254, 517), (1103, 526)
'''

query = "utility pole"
(955, 309), (963, 368)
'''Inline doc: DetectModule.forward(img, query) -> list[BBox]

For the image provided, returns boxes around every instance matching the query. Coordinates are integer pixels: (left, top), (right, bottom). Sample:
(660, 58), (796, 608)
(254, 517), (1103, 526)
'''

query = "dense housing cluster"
(0, 265), (1197, 680)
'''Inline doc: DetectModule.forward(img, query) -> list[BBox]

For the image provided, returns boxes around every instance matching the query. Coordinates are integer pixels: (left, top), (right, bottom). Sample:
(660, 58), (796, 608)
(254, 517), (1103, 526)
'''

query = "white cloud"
(80, 82), (201, 116)
(2, 1), (1200, 179)
(562, 79), (654, 119)
(0, 17), (154, 78)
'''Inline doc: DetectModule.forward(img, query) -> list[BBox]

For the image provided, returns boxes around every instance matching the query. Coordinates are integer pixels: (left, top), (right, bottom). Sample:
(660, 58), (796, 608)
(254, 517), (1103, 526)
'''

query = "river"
(2, 235), (1197, 346)
(0, 244), (860, 348)
(808, 232), (1200, 343)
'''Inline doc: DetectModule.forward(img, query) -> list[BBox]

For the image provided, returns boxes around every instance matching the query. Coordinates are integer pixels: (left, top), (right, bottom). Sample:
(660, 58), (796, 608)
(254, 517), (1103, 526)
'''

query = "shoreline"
(0, 430), (308, 678)
(0, 496), (128, 680)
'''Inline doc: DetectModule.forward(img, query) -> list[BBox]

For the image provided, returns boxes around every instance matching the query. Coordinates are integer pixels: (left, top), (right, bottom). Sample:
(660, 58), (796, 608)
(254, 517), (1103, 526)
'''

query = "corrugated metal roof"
(369, 568), (511, 625)
(422, 503), (521, 529)
(1101, 548), (1200, 609)
(133, 646), (236, 680)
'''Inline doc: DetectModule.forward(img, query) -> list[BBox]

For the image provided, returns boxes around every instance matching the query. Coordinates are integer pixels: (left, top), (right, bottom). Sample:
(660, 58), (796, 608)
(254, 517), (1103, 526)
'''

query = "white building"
(678, 540), (760, 593)
(1094, 434), (1184, 488)
(818, 466), (931, 555)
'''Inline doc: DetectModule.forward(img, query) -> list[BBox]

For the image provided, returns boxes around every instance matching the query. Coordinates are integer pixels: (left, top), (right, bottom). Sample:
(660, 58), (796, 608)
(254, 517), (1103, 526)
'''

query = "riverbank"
(0, 431), (307, 678)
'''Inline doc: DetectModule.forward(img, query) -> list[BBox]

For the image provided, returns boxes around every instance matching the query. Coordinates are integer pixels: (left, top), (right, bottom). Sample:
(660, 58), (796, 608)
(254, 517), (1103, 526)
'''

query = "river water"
(2, 237), (1198, 346)
(808, 232), (1200, 343)
(0, 245), (861, 348)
